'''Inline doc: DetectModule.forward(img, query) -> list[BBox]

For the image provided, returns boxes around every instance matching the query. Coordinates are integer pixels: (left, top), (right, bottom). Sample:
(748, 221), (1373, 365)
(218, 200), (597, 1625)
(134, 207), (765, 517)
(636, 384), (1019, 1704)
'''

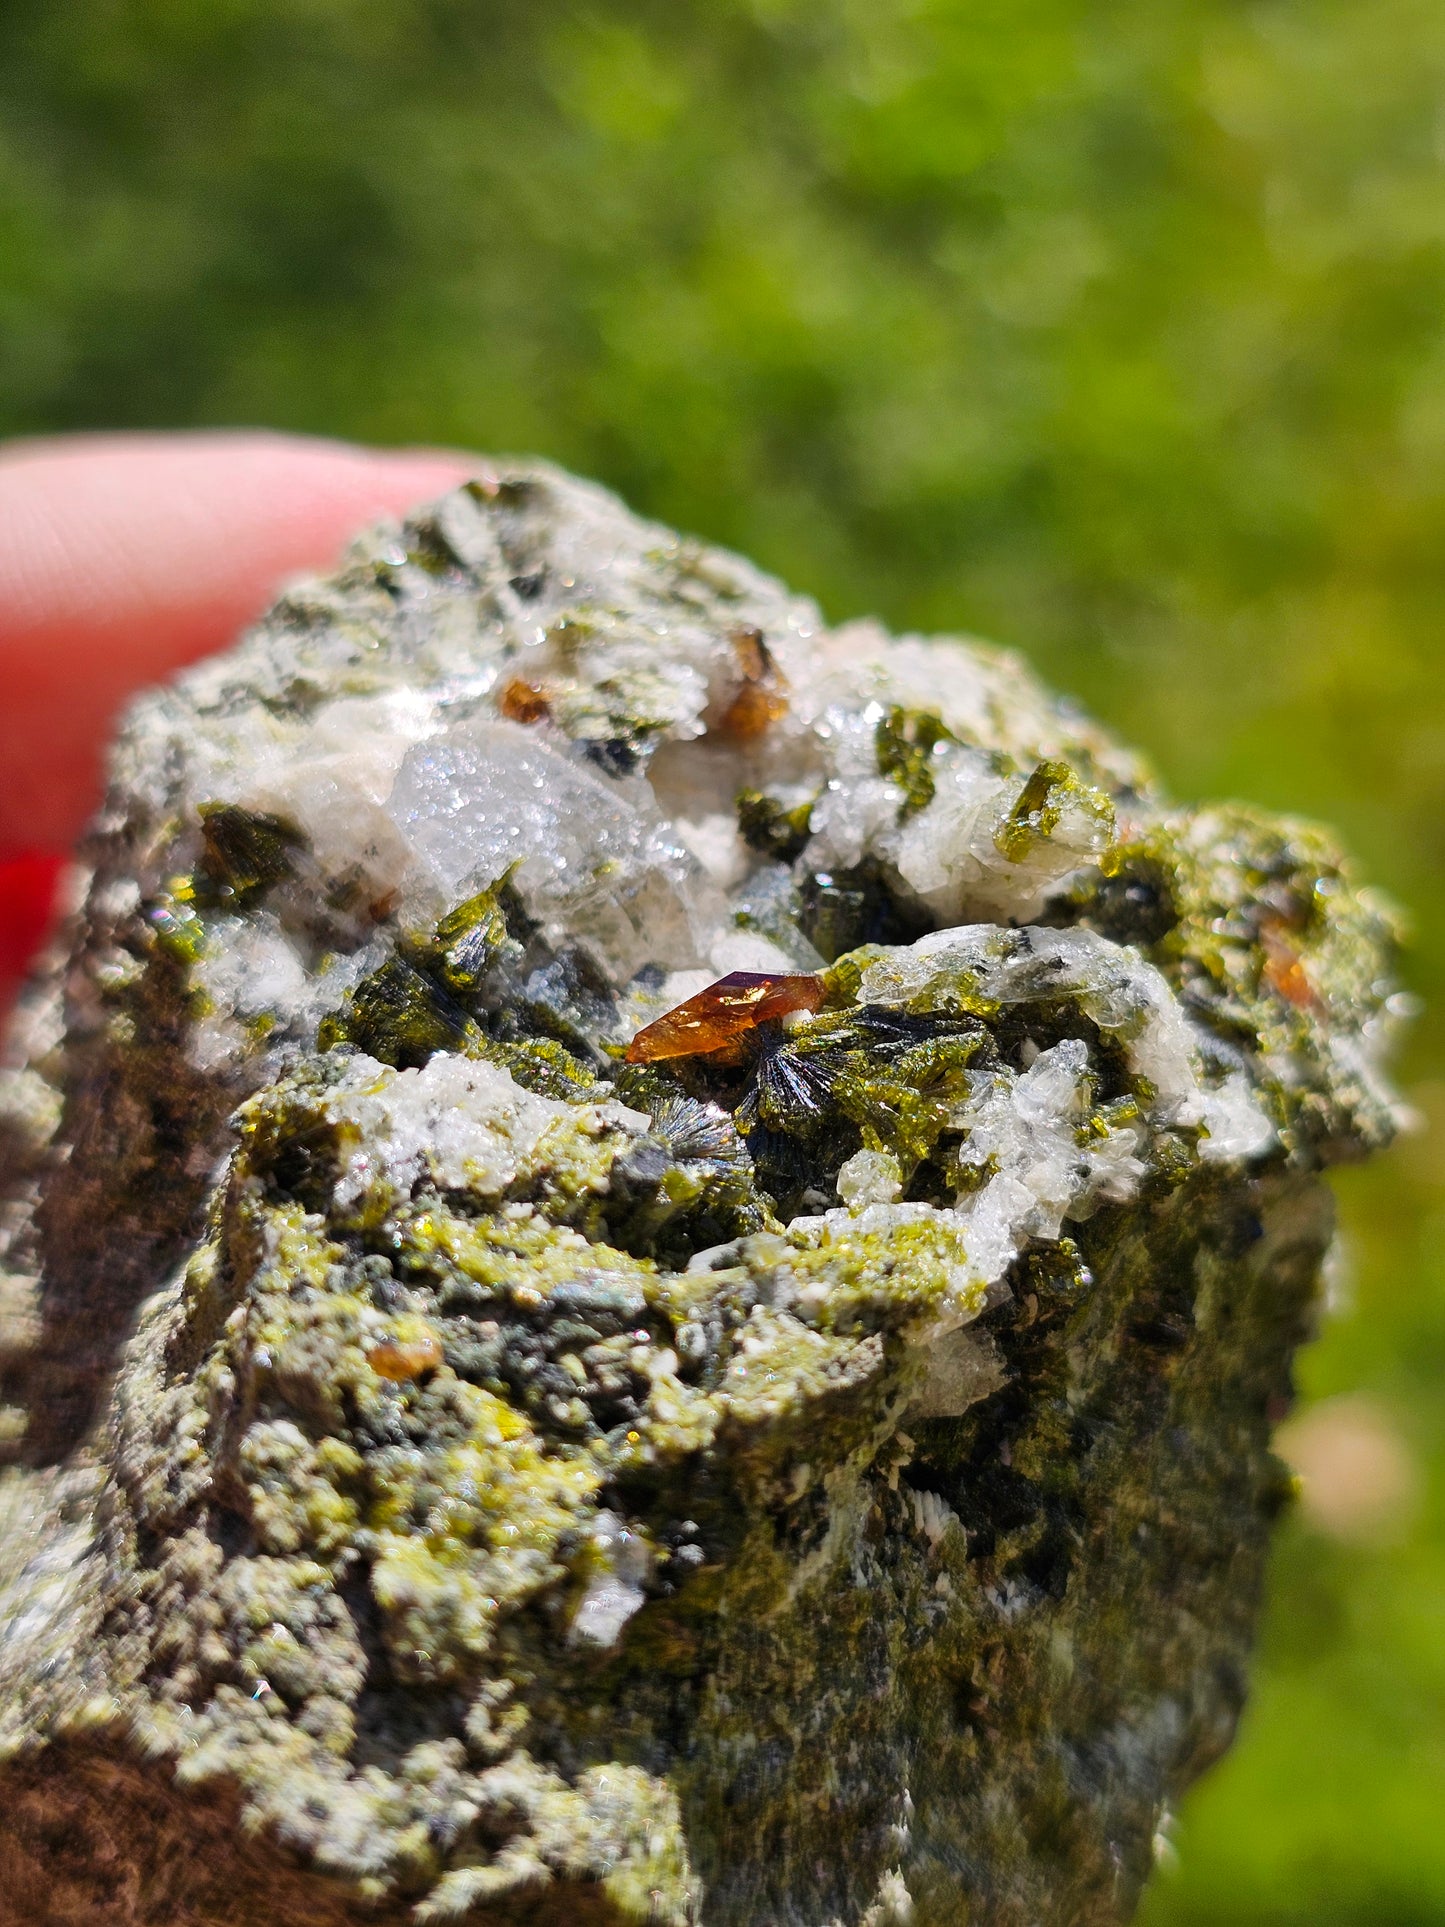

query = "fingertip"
(0, 851), (65, 1020)
(0, 432), (479, 627)
(0, 431), (480, 855)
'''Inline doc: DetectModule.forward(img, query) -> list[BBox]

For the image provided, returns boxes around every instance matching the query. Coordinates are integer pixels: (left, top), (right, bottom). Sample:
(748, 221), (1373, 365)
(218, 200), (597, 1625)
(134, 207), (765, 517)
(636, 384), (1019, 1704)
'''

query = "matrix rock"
(0, 465), (1404, 1925)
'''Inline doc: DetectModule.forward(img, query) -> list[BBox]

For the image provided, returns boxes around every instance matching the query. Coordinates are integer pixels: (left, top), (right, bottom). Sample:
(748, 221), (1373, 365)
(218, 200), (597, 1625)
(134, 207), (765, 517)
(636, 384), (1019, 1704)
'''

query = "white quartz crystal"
(387, 721), (719, 976)
(837, 1149), (905, 1211)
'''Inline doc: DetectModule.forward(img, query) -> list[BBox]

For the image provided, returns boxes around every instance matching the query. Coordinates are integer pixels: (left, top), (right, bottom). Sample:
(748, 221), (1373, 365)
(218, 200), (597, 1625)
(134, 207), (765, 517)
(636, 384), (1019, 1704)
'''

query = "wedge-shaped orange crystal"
(625, 971), (825, 1063)
(719, 627), (789, 739)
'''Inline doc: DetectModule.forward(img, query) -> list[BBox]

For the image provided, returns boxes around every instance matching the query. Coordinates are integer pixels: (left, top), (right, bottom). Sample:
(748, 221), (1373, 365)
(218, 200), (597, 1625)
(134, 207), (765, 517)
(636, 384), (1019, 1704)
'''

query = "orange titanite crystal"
(719, 628), (789, 739)
(625, 971), (825, 1063)
(498, 676), (551, 724)
(1262, 933), (1319, 1011)
(721, 680), (789, 739)
(366, 1331), (445, 1382)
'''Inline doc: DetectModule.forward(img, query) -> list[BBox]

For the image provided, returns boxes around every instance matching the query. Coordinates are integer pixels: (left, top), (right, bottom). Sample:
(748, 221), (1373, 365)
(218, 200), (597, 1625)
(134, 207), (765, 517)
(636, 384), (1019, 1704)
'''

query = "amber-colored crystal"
(722, 680), (789, 739)
(499, 676), (551, 724)
(733, 627), (770, 683)
(1263, 933), (1318, 1010)
(366, 1332), (445, 1382)
(719, 627), (789, 739)
(625, 971), (825, 1063)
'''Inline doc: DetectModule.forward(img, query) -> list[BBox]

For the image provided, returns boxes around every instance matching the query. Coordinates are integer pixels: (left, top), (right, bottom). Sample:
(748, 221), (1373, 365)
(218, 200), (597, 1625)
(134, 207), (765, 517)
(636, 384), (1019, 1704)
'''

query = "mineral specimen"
(0, 464), (1405, 1925)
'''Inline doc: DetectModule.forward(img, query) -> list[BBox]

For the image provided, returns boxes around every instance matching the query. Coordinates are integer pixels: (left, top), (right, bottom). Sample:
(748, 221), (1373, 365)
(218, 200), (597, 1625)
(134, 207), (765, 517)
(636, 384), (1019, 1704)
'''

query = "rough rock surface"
(0, 464), (1405, 1925)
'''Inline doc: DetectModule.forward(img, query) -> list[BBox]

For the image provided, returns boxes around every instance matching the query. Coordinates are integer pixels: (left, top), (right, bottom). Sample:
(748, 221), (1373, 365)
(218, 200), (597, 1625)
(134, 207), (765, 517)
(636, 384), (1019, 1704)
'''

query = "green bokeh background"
(3, 2), (1443, 1918)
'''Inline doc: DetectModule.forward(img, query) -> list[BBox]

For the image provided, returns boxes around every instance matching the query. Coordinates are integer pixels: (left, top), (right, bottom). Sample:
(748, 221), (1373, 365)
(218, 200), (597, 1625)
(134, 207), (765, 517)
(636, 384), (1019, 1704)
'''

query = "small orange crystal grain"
(719, 628), (788, 739)
(625, 971), (825, 1063)
(1263, 933), (1319, 1011)
(366, 1330), (445, 1382)
(498, 676), (551, 724)
(1263, 924), (1325, 1017)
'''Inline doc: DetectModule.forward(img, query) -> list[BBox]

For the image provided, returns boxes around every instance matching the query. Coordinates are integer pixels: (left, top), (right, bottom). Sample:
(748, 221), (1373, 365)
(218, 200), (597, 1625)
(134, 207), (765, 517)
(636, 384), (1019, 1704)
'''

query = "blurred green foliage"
(2, 1), (1444, 1918)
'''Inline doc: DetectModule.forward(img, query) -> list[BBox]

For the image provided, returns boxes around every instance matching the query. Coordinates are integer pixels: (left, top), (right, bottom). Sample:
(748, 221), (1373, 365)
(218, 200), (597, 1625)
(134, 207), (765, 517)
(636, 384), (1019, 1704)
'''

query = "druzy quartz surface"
(0, 464), (1405, 1926)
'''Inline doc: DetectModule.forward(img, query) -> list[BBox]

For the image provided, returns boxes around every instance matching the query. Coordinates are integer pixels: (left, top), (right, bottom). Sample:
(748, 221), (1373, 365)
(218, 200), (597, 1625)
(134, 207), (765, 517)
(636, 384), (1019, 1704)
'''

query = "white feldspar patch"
(671, 810), (752, 891)
(189, 913), (308, 1033)
(189, 924), (389, 1074)
(948, 1042), (1146, 1287)
(241, 691), (440, 900)
(569, 1511), (653, 1649)
(894, 751), (1114, 924)
(319, 1053), (642, 1212)
(706, 928), (800, 976)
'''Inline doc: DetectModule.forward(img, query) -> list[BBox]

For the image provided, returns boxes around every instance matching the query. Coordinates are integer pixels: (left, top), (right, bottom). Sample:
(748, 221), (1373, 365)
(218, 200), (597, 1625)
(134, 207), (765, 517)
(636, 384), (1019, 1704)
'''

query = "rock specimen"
(0, 465), (1405, 1925)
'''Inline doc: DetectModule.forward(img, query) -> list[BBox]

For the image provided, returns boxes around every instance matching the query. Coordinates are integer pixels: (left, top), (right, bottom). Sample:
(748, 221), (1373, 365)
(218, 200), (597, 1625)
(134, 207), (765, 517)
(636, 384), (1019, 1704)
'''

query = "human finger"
(0, 431), (474, 857)
(0, 431), (474, 1012)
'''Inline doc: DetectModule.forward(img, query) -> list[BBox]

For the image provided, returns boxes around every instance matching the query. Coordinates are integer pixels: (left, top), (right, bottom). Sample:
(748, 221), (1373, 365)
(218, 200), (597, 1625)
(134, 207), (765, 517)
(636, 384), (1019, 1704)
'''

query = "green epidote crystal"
(993, 759), (1114, 868)
(875, 705), (959, 819)
(0, 463), (1404, 1925)
(735, 787), (815, 864)
(317, 954), (485, 1067)
(195, 802), (306, 908)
